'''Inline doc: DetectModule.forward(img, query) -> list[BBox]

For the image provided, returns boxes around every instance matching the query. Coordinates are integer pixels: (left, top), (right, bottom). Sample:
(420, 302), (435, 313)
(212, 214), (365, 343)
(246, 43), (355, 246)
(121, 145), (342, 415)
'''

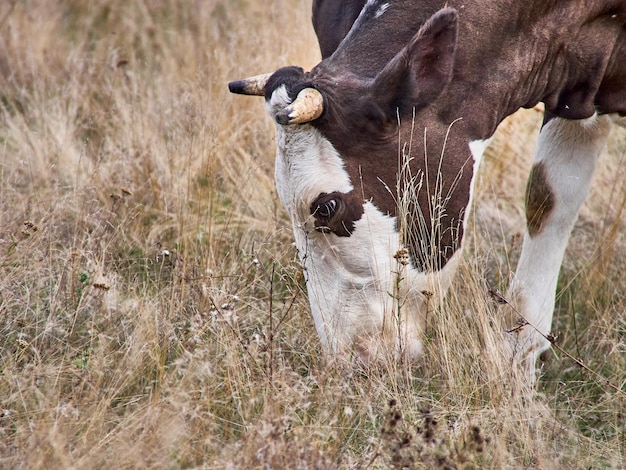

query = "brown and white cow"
(229, 0), (626, 375)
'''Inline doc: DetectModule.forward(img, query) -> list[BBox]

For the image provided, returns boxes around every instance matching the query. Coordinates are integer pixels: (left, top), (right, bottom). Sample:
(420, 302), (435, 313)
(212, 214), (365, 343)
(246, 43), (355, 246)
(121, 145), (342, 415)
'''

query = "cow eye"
(318, 198), (337, 218)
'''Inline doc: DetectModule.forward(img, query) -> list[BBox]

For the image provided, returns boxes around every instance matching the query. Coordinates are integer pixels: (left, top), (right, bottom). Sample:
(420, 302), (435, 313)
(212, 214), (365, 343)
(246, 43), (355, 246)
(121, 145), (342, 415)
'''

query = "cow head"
(229, 7), (468, 362)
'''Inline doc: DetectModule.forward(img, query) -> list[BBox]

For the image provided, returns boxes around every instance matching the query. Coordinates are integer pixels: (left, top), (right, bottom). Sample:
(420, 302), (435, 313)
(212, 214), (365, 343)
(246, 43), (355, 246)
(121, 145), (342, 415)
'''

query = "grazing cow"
(229, 0), (626, 375)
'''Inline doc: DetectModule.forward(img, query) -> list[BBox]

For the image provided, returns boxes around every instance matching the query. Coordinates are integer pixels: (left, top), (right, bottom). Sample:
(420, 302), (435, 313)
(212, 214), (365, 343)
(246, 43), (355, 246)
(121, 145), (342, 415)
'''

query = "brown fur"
(525, 162), (555, 237)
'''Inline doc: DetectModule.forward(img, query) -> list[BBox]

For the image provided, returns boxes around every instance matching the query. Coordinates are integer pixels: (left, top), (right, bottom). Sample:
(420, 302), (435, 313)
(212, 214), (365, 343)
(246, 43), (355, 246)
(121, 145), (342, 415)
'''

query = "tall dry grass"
(0, 1), (624, 468)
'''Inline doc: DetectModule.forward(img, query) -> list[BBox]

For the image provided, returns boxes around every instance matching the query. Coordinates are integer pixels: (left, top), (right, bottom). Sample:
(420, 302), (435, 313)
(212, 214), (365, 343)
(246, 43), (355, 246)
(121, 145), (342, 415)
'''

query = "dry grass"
(0, 1), (624, 468)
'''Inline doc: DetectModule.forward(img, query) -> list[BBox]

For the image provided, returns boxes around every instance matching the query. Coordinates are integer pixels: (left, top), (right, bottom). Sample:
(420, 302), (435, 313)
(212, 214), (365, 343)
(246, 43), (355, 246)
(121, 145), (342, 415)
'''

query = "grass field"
(0, 1), (625, 468)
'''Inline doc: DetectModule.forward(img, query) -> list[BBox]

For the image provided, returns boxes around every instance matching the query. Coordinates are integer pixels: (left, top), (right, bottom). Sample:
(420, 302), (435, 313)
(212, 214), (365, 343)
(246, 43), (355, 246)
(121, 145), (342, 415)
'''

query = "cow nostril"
(318, 199), (337, 217)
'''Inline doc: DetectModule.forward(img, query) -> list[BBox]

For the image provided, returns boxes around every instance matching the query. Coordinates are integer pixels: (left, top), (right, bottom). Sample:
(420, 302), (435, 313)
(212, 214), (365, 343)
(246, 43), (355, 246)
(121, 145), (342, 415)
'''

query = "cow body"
(230, 0), (626, 374)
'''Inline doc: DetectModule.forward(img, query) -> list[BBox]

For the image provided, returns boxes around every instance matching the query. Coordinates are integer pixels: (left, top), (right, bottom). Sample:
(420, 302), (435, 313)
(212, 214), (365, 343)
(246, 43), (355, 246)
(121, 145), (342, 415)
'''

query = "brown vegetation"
(0, 1), (624, 468)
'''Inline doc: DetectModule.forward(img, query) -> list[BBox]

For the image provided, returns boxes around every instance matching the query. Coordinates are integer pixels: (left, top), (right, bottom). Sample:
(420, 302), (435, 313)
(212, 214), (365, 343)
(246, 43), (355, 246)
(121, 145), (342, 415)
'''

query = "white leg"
(506, 114), (611, 376)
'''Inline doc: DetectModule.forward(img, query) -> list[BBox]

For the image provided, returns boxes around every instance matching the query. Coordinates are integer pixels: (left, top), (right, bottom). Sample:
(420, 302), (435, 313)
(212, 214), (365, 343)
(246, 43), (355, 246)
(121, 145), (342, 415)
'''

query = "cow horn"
(275, 88), (324, 125)
(228, 72), (272, 96)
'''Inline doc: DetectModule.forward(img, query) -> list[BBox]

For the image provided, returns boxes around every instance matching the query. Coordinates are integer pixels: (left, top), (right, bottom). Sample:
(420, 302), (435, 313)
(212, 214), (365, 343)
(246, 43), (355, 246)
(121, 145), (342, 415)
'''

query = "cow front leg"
(506, 114), (611, 379)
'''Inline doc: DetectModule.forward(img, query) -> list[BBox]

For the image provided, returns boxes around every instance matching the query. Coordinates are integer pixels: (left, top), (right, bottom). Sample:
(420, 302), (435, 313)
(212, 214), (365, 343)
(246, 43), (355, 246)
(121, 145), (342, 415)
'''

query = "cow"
(228, 0), (626, 377)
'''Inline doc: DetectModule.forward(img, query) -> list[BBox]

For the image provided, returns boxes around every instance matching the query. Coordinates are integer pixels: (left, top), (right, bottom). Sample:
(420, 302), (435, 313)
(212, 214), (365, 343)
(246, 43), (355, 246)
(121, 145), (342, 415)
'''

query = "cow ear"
(370, 8), (458, 118)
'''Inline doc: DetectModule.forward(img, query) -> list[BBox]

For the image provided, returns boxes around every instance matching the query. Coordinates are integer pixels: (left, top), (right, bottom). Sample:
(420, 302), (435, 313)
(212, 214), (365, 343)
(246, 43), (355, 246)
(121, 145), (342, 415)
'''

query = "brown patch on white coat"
(525, 162), (555, 237)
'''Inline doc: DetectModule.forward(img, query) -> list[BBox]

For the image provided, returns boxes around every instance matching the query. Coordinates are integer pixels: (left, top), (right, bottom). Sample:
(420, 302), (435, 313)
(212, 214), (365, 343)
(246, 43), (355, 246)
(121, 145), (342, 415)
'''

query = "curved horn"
(228, 72), (272, 96)
(275, 88), (324, 125)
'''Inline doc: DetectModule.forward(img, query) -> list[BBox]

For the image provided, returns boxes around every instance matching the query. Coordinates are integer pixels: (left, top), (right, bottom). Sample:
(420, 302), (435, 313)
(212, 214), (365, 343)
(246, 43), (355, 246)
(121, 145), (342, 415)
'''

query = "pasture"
(0, 1), (624, 468)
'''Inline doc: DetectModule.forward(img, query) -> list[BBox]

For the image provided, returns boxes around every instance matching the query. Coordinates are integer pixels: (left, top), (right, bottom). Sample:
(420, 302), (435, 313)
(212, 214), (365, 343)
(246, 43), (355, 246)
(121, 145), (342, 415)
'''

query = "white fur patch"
(294, 198), (459, 361)
(375, 3), (390, 18)
(468, 139), (490, 169)
(610, 113), (626, 128)
(465, 139), (491, 233)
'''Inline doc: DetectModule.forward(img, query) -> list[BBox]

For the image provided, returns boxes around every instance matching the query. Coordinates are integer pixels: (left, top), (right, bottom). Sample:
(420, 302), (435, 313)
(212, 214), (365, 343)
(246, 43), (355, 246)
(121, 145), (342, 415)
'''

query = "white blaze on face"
(268, 86), (353, 217)
(266, 85), (460, 361)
